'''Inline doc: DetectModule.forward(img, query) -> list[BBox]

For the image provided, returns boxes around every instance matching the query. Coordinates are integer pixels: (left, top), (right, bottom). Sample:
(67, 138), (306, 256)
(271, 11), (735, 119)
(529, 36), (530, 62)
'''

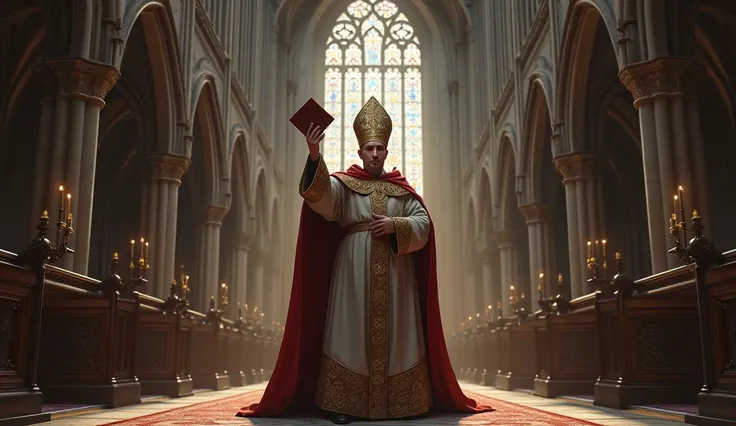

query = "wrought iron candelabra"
(586, 239), (609, 292)
(509, 286), (529, 322)
(20, 210), (74, 268)
(537, 272), (556, 314)
(669, 209), (722, 268)
(553, 273), (571, 314)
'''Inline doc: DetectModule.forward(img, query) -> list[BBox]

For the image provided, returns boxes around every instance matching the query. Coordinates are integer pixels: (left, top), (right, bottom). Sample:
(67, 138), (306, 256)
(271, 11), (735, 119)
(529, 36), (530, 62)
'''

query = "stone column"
(193, 206), (228, 310)
(229, 232), (252, 318)
(618, 58), (708, 272)
(248, 250), (266, 317)
(519, 203), (556, 307)
(142, 154), (190, 299)
(31, 58), (120, 273)
(554, 153), (605, 298)
(496, 231), (518, 316)
(478, 250), (494, 310)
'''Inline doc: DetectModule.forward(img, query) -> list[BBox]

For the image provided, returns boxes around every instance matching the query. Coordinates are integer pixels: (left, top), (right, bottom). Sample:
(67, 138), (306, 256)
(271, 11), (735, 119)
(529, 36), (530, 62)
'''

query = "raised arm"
(389, 196), (430, 256)
(299, 154), (341, 221)
(299, 123), (341, 221)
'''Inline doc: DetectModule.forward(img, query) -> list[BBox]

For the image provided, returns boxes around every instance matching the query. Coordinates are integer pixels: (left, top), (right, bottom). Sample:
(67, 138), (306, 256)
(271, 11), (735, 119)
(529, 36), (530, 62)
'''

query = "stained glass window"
(323, 0), (423, 194)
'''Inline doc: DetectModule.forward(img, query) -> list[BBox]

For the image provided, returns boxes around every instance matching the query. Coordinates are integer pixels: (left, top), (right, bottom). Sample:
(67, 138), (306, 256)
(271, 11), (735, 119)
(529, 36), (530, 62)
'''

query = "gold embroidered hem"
(316, 355), (432, 419)
(315, 355), (369, 418)
(299, 155), (330, 203)
(390, 217), (412, 255)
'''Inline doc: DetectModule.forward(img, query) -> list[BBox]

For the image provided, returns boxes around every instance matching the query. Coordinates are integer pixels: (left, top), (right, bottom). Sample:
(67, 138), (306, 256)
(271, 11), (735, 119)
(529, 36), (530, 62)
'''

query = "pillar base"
(42, 381), (141, 408)
(594, 379), (698, 409)
(495, 373), (534, 391)
(685, 390), (736, 424)
(140, 378), (193, 398)
(192, 374), (230, 391)
(481, 370), (496, 386)
(229, 372), (246, 387)
(534, 377), (594, 398)
(0, 391), (43, 420)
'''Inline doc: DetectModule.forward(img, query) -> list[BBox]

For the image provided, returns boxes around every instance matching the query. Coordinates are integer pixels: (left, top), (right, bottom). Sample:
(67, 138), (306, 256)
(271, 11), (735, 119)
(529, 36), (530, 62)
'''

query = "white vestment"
(299, 156), (433, 419)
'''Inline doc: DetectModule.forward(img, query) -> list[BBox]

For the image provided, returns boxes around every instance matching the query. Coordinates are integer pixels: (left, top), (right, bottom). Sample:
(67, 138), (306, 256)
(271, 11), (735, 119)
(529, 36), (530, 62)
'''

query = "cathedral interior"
(1, 0), (735, 425)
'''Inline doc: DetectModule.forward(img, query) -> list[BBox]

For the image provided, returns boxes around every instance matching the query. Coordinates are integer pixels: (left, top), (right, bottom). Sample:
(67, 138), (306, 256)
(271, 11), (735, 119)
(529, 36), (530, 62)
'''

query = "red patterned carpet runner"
(102, 390), (600, 425)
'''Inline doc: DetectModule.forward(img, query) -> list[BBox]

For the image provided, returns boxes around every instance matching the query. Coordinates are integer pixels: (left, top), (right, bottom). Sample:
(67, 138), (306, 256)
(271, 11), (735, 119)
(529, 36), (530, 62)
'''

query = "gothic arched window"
(324, 0), (423, 193)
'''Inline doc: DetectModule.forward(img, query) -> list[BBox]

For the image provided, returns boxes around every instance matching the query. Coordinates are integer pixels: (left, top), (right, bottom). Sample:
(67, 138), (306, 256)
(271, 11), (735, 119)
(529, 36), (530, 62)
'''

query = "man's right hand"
(306, 122), (325, 161)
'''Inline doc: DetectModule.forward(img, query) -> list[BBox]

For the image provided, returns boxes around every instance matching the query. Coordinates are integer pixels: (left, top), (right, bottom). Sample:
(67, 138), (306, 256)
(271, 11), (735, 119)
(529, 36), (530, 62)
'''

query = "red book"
(289, 98), (335, 136)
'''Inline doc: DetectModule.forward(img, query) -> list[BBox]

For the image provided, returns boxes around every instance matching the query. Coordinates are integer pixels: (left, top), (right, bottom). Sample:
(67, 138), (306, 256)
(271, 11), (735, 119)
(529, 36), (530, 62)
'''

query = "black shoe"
(332, 413), (353, 424)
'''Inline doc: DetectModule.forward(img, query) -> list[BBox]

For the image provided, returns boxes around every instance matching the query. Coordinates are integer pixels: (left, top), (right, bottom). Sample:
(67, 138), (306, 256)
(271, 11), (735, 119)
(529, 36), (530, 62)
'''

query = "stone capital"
(233, 232), (255, 250)
(204, 205), (228, 225)
(618, 58), (700, 108)
(493, 230), (517, 249)
(38, 57), (120, 102)
(448, 80), (459, 94)
(147, 153), (190, 183)
(553, 152), (599, 181)
(518, 203), (548, 223)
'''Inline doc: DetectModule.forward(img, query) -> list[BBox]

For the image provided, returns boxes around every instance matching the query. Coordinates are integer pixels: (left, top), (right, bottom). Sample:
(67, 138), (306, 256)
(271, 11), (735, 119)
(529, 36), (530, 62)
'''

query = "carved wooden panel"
(0, 299), (20, 373)
(719, 298), (736, 373)
(40, 317), (102, 378)
(633, 317), (700, 374)
(137, 330), (167, 370)
(177, 326), (191, 377)
(599, 313), (620, 380)
(558, 330), (596, 371)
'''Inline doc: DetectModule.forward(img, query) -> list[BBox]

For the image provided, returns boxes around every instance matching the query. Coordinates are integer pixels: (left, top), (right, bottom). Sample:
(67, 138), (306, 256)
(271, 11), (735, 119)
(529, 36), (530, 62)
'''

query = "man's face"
(358, 141), (388, 174)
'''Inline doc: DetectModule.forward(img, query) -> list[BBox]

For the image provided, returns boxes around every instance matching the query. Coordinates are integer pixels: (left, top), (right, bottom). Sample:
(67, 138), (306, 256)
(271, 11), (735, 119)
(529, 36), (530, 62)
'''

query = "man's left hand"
(370, 213), (395, 236)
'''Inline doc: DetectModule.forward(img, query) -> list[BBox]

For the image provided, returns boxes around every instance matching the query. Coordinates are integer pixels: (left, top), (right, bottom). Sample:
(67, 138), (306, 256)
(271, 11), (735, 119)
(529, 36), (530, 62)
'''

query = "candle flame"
(510, 285), (515, 290)
(67, 193), (71, 200)
(674, 195), (678, 201)
(678, 185), (683, 191)
(140, 237), (144, 243)
(602, 239), (606, 244)
(59, 185), (64, 191)
(113, 252), (119, 260)
(468, 316), (472, 320)
(615, 252), (622, 260)
(487, 305), (492, 310)
(539, 272), (544, 279)
(558, 273), (563, 282)
(130, 239), (135, 244)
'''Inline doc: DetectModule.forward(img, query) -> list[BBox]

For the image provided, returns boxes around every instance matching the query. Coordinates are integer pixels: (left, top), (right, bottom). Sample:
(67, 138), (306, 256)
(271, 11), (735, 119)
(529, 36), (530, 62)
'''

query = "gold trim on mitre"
(353, 96), (392, 148)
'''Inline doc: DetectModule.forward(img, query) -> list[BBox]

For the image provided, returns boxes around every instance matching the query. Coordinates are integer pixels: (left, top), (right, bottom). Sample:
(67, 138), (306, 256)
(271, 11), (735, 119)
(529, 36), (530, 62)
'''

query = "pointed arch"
(495, 136), (519, 232)
(253, 168), (270, 250)
(191, 75), (227, 206)
(521, 76), (554, 204)
(120, 1), (185, 153)
(555, 1), (618, 154)
(229, 133), (253, 234)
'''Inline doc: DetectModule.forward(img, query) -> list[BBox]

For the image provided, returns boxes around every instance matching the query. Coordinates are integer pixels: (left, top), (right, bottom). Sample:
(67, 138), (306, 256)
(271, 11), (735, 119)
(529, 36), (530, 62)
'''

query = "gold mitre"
(353, 96), (392, 147)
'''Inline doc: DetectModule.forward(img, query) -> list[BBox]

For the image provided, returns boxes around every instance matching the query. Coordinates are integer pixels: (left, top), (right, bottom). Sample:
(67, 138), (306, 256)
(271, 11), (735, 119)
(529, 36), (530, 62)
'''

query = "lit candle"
(130, 239), (135, 259)
(520, 292), (526, 300)
(692, 209), (700, 219)
(538, 272), (544, 293)
(615, 252), (622, 260)
(587, 241), (592, 260)
(58, 186), (64, 213)
(601, 239), (607, 262)
(113, 252), (119, 260)
(678, 185), (684, 210)
(66, 193), (71, 216)
(674, 195), (678, 216)
(144, 241), (149, 260)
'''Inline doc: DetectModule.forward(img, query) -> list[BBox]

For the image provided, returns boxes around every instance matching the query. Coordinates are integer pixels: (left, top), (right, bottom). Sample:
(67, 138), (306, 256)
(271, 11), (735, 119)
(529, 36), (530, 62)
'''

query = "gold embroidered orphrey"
(313, 174), (432, 419)
(353, 96), (392, 148)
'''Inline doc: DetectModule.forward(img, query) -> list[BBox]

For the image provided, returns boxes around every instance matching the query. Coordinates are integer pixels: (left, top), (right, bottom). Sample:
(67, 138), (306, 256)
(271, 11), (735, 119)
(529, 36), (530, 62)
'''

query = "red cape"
(237, 165), (492, 417)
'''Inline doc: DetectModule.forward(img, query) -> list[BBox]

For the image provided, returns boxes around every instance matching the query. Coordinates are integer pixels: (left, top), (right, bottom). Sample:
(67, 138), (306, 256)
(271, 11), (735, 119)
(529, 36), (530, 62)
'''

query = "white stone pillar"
(519, 203), (555, 307)
(497, 232), (518, 316)
(31, 58), (120, 274)
(142, 154), (190, 298)
(478, 251), (494, 310)
(228, 232), (252, 319)
(618, 58), (709, 272)
(555, 153), (605, 298)
(193, 206), (228, 310)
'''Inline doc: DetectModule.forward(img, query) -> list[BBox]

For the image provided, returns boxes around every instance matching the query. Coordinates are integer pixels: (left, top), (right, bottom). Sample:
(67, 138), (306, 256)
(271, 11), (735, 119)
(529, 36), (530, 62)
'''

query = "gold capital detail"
(518, 203), (547, 223)
(148, 153), (190, 183)
(618, 58), (699, 108)
(39, 58), (120, 100)
(553, 152), (598, 182)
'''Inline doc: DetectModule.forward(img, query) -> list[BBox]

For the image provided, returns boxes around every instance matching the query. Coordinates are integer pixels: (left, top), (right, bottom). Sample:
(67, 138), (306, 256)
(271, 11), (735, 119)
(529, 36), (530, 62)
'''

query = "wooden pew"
(481, 322), (499, 386)
(496, 314), (536, 390)
(0, 250), (43, 420)
(685, 250), (736, 425)
(189, 302), (230, 390)
(39, 265), (141, 407)
(594, 264), (702, 408)
(136, 292), (193, 397)
(534, 293), (599, 398)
